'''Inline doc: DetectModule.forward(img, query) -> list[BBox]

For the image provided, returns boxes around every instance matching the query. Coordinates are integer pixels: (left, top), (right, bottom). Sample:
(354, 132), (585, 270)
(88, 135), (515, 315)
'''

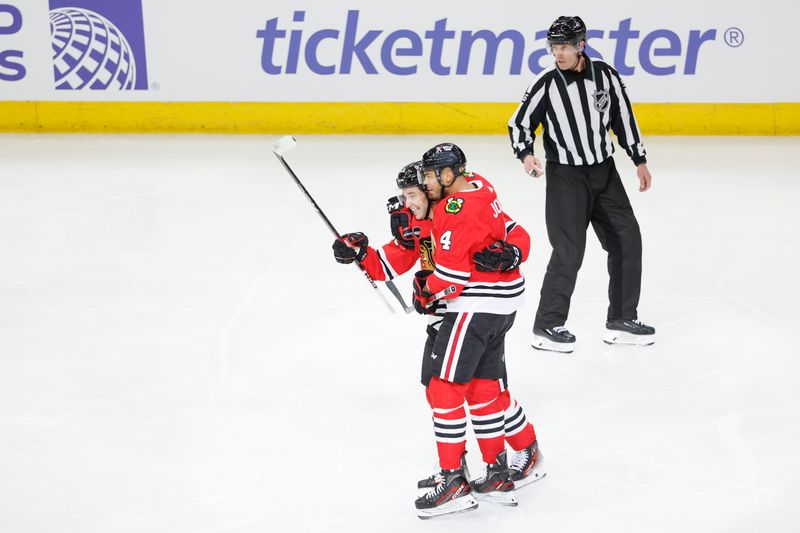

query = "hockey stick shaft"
(430, 284), (457, 302)
(272, 148), (401, 313)
(274, 152), (340, 240)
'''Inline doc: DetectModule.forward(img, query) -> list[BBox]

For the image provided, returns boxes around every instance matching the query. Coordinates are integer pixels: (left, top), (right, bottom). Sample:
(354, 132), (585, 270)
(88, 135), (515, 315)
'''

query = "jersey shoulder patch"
(444, 197), (464, 214)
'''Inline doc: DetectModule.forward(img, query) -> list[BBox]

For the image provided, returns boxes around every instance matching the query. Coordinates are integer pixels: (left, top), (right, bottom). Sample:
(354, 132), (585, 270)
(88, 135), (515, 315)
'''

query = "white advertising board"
(0, 0), (795, 103)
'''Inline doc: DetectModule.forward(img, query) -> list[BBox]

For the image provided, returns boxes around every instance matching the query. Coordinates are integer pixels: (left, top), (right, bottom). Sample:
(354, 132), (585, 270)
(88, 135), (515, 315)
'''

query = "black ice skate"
(604, 319), (656, 346)
(418, 451), (470, 489)
(469, 450), (517, 506)
(532, 326), (576, 353)
(415, 465), (478, 519)
(509, 440), (546, 489)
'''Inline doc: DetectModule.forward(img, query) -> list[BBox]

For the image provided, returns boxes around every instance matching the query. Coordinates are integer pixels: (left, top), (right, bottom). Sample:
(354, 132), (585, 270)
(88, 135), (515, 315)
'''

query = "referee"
(508, 15), (655, 353)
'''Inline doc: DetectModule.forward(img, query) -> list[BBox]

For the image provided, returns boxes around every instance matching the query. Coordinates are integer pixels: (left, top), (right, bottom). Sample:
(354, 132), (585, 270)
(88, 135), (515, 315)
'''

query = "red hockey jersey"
(425, 173), (527, 314)
(358, 215), (434, 282)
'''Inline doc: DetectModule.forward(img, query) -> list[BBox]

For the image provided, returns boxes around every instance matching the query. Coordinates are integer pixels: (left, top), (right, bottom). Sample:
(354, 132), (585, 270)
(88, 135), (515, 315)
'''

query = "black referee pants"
(534, 157), (642, 330)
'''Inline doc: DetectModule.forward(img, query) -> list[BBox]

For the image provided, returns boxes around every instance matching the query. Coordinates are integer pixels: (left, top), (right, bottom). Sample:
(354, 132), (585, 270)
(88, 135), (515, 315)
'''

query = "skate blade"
(511, 469), (547, 489)
(603, 331), (655, 346)
(532, 337), (574, 353)
(474, 490), (518, 506)
(417, 494), (478, 520)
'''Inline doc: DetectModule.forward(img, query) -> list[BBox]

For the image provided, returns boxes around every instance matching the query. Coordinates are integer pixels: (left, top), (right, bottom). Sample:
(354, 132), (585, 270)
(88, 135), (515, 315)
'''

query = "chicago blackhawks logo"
(445, 197), (464, 214)
(593, 89), (610, 113)
(419, 237), (435, 271)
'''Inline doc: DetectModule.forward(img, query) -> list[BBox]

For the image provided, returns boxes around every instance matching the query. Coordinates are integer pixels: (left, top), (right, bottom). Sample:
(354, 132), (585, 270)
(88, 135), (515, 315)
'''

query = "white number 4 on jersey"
(440, 230), (453, 250)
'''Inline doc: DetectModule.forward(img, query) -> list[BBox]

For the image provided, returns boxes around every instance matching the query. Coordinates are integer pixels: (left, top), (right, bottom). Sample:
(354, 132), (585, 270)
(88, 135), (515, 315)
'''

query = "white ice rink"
(1, 134), (799, 533)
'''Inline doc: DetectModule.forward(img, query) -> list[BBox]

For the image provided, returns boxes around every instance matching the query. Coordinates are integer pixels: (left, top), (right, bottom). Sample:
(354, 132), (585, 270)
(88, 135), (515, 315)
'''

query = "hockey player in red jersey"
(331, 161), (544, 518)
(411, 143), (537, 517)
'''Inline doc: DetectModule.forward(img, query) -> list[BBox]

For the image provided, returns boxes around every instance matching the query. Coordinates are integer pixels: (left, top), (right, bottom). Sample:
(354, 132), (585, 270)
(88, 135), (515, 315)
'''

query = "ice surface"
(1, 134), (799, 533)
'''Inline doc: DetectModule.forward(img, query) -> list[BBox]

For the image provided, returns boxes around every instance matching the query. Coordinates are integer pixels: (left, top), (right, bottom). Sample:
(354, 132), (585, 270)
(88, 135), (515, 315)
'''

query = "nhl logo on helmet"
(445, 197), (464, 214)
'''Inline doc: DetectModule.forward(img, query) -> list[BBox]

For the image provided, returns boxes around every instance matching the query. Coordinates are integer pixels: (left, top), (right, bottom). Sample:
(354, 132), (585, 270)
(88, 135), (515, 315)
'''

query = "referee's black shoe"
(604, 319), (655, 346)
(532, 326), (575, 353)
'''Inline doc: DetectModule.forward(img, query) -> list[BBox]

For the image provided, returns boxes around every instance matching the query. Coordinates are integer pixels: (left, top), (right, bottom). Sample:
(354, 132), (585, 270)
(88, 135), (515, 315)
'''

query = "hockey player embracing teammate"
(411, 143), (539, 518)
(331, 154), (544, 519)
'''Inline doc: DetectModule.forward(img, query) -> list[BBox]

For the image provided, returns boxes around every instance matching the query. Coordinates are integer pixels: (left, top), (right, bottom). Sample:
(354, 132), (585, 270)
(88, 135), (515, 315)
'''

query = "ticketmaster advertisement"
(0, 0), (793, 102)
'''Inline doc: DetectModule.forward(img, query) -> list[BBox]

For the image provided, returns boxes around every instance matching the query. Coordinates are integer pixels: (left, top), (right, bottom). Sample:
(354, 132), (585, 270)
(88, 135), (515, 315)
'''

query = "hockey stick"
(384, 278), (414, 314)
(431, 284), (458, 301)
(272, 136), (410, 314)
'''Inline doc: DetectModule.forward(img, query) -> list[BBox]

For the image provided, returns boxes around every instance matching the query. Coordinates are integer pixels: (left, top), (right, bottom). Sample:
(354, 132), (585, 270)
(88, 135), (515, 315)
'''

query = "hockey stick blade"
(272, 135), (297, 156)
(384, 279), (414, 314)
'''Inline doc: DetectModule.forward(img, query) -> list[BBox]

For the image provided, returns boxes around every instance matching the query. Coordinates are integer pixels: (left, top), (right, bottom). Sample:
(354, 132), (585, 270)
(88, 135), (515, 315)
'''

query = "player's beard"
(439, 176), (456, 198)
(427, 184), (444, 202)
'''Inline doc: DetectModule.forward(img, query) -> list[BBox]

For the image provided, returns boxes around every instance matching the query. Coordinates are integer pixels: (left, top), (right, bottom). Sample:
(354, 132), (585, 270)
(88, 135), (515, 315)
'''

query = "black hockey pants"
(534, 157), (642, 329)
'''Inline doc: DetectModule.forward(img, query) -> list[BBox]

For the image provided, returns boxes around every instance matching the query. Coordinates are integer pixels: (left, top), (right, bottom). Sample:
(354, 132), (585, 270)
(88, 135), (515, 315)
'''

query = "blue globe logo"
(49, 7), (138, 90)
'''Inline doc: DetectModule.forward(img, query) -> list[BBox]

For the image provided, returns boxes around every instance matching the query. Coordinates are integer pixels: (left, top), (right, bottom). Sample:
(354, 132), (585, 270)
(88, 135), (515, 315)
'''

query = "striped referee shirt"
(508, 55), (647, 167)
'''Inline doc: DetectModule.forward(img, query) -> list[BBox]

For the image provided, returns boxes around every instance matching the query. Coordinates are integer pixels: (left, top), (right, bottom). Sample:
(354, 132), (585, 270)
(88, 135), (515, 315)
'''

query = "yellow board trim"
(1, 101), (798, 135)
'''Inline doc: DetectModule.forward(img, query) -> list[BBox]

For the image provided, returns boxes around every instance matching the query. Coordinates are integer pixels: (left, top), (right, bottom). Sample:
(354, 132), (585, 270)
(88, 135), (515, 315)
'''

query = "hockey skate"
(415, 465), (478, 519)
(603, 319), (655, 346)
(418, 451), (469, 489)
(509, 440), (546, 489)
(532, 326), (575, 353)
(469, 450), (517, 506)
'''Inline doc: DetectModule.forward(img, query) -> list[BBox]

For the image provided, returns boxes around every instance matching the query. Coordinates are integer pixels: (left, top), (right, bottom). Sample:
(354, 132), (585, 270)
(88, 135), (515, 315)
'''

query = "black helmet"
(547, 16), (587, 45)
(396, 161), (423, 190)
(421, 143), (467, 176)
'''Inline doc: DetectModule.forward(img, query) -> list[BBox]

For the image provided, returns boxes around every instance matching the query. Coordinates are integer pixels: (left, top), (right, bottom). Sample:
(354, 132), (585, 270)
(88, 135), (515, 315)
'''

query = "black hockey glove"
(474, 240), (522, 272)
(412, 270), (438, 315)
(386, 195), (404, 213)
(332, 232), (369, 264)
(389, 208), (420, 250)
